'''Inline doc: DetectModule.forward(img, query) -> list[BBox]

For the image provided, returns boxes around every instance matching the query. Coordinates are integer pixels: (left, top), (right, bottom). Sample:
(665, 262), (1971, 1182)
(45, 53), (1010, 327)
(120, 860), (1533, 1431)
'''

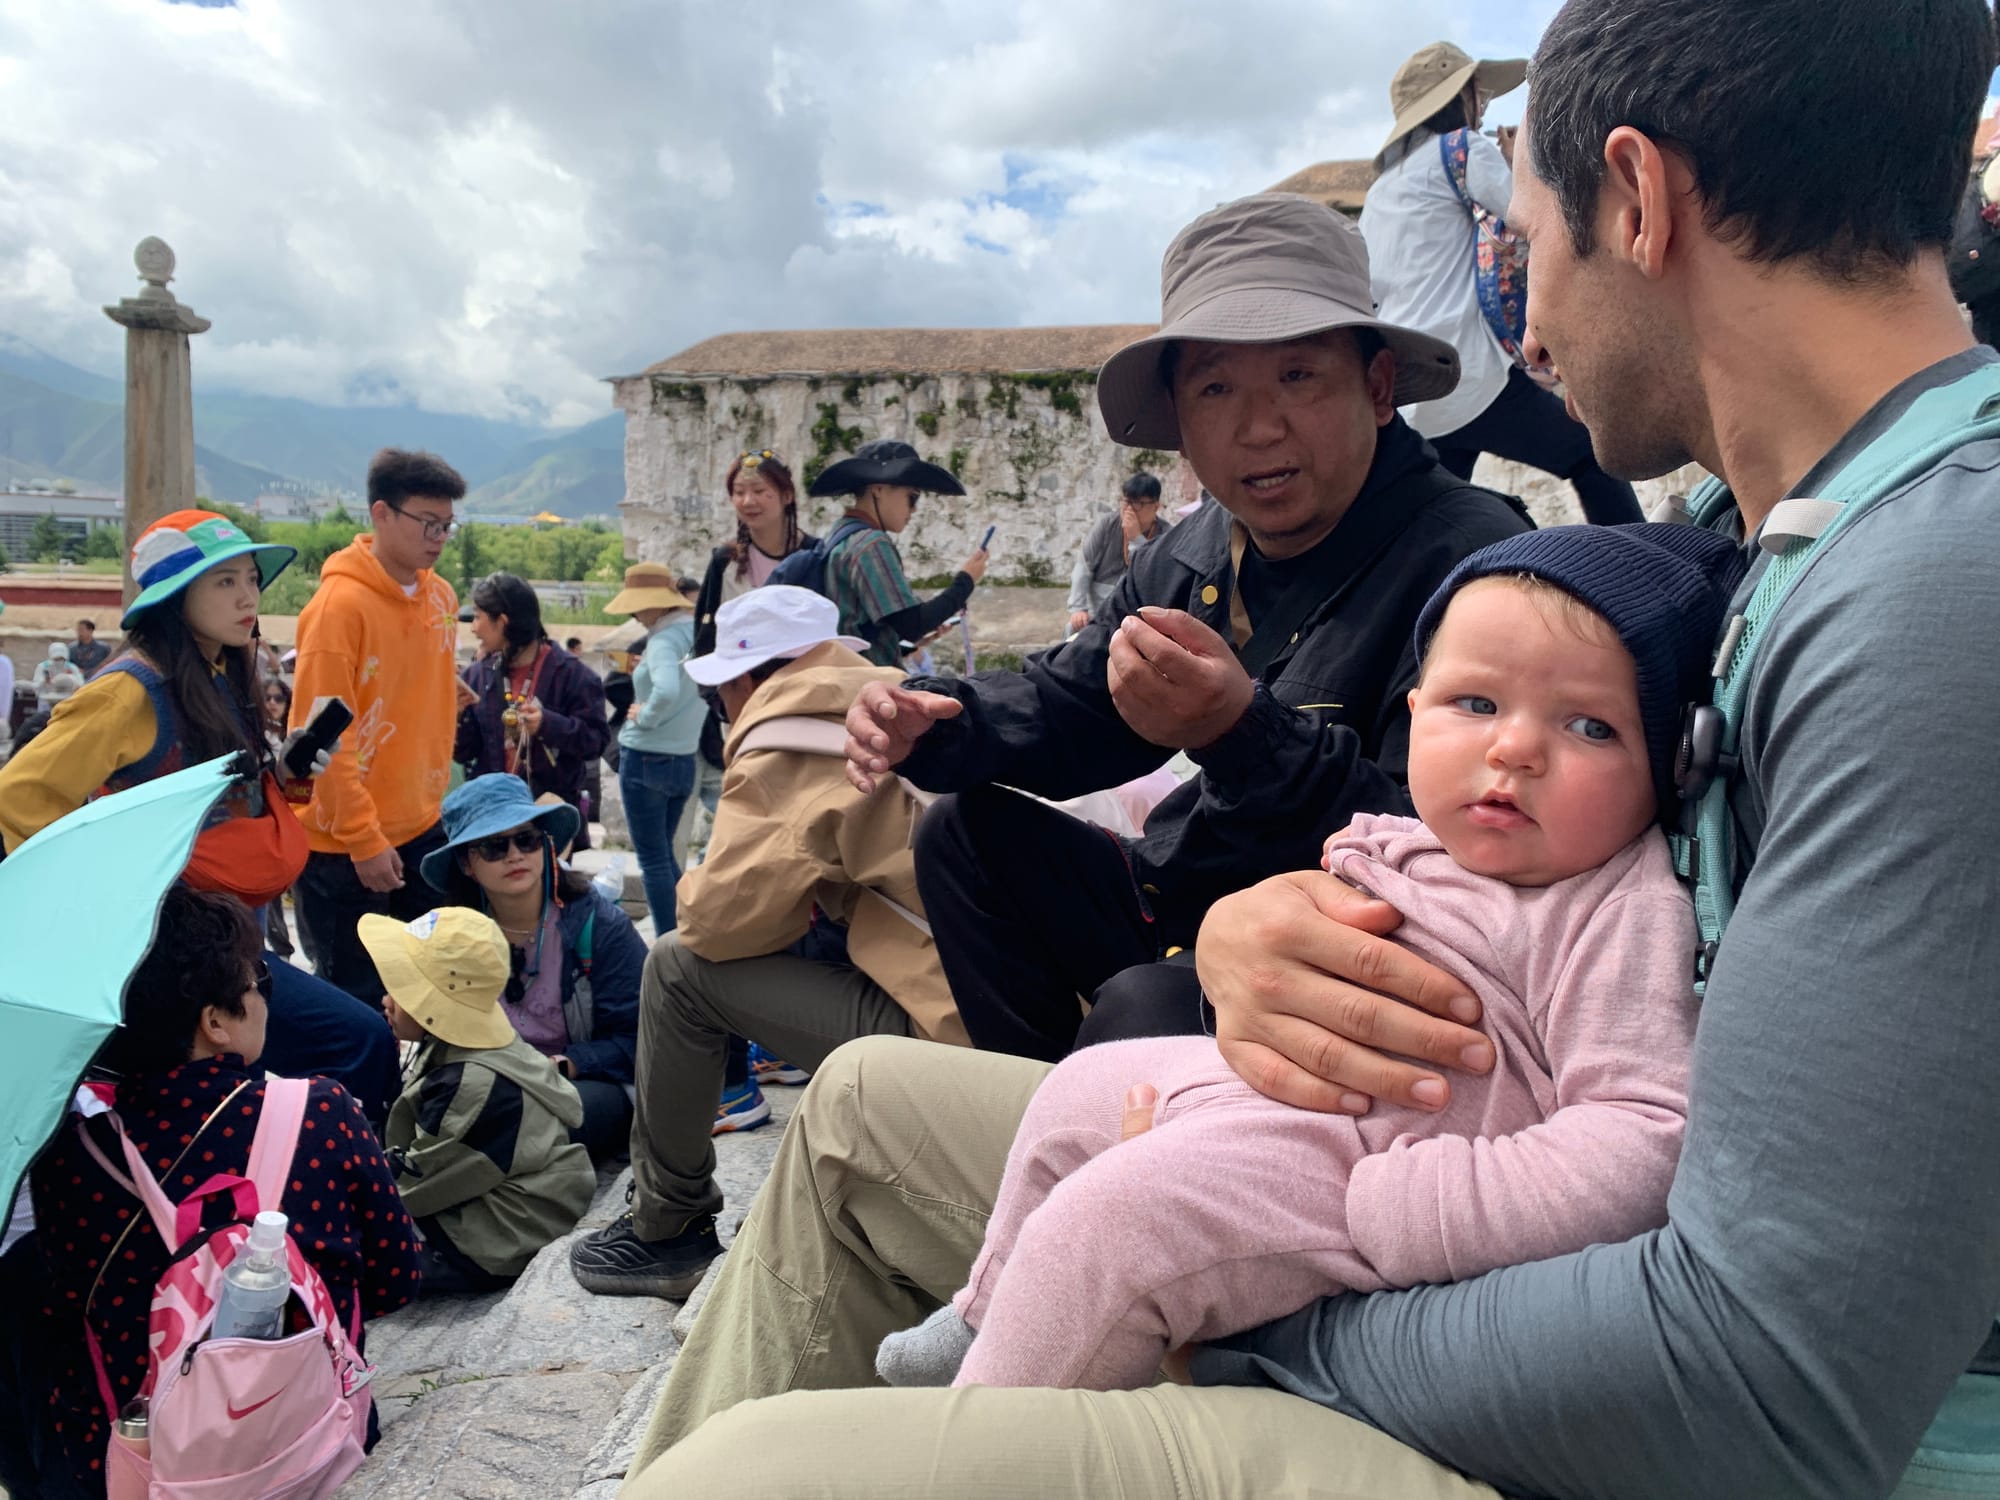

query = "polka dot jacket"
(28, 1055), (421, 1487)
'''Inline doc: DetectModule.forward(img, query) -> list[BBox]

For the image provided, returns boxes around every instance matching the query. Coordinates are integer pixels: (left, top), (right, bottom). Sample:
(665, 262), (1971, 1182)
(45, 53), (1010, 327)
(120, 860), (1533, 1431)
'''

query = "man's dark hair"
(367, 448), (467, 510)
(97, 887), (259, 1077)
(565, 636), (583, 652)
(1122, 473), (1163, 503)
(470, 572), (545, 654)
(1527, 0), (1996, 279)
(76, 619), (94, 632)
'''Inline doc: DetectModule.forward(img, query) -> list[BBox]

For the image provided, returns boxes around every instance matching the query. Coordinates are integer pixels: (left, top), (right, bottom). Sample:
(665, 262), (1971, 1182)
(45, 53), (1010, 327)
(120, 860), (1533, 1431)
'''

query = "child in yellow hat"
(361, 907), (596, 1294)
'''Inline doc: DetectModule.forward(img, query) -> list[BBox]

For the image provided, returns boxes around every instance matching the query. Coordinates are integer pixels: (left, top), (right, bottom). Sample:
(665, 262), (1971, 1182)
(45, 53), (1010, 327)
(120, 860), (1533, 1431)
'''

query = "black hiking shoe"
(570, 1208), (721, 1299)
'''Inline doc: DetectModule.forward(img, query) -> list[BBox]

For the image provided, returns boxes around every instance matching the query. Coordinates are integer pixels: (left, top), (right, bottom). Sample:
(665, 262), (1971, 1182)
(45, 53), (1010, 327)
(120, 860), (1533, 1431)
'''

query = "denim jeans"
(621, 748), (695, 933)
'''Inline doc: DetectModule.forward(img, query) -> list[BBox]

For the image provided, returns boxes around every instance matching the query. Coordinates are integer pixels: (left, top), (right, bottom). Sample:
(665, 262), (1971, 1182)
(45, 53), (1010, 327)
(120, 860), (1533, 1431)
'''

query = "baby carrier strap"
(1674, 360), (2000, 991)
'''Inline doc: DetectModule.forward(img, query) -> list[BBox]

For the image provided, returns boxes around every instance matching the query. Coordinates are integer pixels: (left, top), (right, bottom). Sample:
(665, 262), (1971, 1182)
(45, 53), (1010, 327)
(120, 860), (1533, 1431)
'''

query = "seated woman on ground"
(20, 887), (420, 1496)
(424, 773), (646, 1163)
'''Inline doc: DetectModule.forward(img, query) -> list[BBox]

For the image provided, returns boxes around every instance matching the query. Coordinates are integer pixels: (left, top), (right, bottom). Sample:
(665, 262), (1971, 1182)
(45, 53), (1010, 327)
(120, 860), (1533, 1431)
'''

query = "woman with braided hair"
(685, 449), (818, 826)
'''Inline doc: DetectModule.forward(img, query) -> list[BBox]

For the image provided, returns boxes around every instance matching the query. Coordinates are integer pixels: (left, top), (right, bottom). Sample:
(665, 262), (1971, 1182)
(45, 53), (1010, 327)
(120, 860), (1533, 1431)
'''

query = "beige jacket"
(673, 643), (966, 1046)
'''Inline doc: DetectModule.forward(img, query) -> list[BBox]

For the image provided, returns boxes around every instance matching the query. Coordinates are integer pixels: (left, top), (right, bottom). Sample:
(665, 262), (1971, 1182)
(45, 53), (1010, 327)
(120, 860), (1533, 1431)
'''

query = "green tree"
(83, 524), (122, 561)
(28, 513), (65, 563)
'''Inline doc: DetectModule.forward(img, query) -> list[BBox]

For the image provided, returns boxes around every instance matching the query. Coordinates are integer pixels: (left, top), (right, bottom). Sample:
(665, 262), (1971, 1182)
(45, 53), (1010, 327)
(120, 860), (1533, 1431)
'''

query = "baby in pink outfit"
(877, 522), (1745, 1392)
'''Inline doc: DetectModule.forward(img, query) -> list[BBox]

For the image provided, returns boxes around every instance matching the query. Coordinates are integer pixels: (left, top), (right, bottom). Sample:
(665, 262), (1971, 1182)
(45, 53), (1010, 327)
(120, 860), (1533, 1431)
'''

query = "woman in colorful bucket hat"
(0, 509), (402, 1119)
(422, 773), (648, 1163)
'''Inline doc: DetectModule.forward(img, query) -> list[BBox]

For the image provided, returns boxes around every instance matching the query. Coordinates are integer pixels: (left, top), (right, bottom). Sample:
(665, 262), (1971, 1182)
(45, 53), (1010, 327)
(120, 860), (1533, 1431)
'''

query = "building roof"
(643, 325), (1158, 379)
(1267, 159), (1377, 212)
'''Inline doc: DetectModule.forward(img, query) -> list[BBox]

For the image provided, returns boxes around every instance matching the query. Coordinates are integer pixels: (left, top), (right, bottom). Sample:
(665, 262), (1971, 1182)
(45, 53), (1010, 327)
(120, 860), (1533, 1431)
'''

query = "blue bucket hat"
(420, 774), (583, 892)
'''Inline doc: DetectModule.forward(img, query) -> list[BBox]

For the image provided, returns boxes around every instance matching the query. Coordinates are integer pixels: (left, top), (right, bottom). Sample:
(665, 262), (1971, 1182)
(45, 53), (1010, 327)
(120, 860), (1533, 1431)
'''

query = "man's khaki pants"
(622, 1035), (1498, 1500)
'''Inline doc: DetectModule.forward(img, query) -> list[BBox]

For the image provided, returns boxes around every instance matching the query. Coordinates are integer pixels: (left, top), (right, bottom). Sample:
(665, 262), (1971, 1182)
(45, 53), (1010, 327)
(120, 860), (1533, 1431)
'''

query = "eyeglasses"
(387, 504), (460, 541)
(467, 828), (545, 862)
(253, 960), (274, 1002)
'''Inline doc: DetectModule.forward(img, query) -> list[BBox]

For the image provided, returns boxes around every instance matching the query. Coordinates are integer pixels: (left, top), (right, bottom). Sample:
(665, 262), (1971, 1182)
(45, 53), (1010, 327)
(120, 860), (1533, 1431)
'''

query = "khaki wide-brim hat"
(1377, 41), (1527, 165)
(604, 561), (693, 617)
(359, 909), (516, 1051)
(1096, 193), (1462, 450)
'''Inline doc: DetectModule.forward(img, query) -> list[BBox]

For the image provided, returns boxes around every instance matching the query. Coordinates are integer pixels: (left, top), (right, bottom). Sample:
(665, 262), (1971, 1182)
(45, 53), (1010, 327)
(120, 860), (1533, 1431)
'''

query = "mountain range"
(0, 335), (626, 517)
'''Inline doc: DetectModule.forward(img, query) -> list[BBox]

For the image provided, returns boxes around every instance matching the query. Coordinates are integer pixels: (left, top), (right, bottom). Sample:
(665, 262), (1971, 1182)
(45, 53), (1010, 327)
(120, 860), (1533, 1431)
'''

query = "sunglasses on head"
(467, 828), (545, 862)
(253, 960), (274, 1002)
(738, 449), (781, 469)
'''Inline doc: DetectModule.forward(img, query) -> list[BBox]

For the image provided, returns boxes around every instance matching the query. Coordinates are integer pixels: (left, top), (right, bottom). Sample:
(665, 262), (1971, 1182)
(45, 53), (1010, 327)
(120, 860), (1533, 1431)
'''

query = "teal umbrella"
(0, 754), (237, 1226)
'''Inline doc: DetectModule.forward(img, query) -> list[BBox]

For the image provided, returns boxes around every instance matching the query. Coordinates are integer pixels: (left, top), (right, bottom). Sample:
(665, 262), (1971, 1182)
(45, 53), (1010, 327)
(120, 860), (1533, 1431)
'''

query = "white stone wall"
(613, 370), (1191, 585)
(613, 369), (1706, 580)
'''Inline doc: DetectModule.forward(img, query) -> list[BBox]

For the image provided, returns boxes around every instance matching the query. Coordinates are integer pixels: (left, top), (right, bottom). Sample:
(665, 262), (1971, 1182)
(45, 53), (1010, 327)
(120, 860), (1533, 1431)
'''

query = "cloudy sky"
(0, 0), (1558, 428)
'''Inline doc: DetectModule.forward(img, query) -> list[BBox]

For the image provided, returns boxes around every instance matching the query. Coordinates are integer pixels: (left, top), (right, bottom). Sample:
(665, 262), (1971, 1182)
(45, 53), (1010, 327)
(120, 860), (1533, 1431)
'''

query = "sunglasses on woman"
(468, 829), (546, 862)
(253, 960), (274, 1001)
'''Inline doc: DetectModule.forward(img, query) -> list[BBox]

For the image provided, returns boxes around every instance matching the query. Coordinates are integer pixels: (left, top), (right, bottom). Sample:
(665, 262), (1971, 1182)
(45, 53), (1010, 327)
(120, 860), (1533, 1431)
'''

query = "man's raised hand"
(843, 680), (964, 794)
(1106, 606), (1254, 749)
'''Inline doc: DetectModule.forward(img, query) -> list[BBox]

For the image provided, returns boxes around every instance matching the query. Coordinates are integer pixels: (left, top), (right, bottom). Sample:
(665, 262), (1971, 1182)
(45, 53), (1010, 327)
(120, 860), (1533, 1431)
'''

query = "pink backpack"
(77, 1076), (376, 1500)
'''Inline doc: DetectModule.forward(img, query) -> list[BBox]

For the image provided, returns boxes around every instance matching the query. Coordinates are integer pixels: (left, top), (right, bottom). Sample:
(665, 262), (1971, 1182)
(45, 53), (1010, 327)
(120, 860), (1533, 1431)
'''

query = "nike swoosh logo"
(227, 1392), (282, 1421)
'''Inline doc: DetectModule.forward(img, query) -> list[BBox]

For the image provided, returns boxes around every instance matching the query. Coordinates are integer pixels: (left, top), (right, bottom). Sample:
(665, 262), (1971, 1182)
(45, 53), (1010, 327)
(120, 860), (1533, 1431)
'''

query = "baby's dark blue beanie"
(1412, 522), (1748, 809)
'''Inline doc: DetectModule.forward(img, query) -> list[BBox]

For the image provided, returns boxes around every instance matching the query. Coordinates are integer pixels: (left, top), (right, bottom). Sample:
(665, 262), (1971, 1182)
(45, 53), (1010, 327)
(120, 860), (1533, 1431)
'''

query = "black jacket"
(898, 418), (1531, 945)
(456, 642), (609, 805)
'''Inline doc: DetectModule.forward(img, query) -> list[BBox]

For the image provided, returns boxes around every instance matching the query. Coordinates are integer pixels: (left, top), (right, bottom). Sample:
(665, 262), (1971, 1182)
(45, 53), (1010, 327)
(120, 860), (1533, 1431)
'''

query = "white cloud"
(0, 0), (1545, 429)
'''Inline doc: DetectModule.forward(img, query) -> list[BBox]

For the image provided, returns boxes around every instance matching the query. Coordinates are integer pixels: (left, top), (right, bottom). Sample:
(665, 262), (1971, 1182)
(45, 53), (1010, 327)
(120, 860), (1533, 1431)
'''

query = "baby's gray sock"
(874, 1303), (976, 1387)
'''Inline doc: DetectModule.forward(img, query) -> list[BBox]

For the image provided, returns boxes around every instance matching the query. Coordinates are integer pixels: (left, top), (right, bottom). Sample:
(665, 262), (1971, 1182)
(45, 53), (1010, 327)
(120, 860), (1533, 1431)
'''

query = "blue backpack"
(767, 519), (872, 599)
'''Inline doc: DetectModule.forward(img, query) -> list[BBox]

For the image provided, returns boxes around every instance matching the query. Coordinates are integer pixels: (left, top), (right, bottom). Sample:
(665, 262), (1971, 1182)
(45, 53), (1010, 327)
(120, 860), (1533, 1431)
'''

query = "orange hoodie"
(290, 534), (459, 860)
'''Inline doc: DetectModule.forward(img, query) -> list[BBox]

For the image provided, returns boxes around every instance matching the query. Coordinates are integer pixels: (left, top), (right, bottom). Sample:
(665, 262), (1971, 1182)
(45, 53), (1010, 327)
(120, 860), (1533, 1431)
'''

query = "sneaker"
(712, 1080), (772, 1135)
(748, 1042), (810, 1086)
(570, 1207), (721, 1299)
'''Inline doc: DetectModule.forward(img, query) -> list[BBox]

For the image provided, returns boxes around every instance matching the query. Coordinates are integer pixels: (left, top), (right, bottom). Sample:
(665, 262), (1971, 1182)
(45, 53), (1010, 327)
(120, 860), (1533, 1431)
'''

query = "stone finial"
(135, 236), (176, 298)
(105, 234), (209, 334)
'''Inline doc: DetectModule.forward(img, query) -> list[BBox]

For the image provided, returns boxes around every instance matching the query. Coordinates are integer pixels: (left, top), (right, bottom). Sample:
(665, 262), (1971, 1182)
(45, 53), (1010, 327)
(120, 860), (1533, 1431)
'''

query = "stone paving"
(341, 1087), (798, 1500)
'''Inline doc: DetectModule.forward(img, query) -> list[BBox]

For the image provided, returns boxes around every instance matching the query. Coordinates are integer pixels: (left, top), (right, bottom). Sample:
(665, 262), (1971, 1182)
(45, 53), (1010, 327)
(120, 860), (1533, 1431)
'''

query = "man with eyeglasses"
(291, 447), (469, 1003)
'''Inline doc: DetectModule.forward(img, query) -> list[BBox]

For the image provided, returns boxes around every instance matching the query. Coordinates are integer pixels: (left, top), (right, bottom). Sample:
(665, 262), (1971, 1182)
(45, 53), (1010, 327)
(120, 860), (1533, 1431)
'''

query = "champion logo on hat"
(682, 586), (870, 687)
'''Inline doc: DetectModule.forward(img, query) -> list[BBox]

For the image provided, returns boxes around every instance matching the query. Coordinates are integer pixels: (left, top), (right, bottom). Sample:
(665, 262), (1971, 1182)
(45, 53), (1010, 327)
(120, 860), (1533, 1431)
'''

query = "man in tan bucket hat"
(840, 192), (1529, 1064)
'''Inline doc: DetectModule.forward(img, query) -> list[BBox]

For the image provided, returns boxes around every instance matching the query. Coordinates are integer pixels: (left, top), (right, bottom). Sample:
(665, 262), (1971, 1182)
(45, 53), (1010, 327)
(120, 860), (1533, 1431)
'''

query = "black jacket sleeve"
(877, 571), (978, 648)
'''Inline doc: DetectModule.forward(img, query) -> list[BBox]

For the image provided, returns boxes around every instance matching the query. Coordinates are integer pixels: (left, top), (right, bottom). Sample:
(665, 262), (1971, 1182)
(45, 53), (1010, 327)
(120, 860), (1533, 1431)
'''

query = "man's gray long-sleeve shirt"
(1193, 348), (2000, 1499)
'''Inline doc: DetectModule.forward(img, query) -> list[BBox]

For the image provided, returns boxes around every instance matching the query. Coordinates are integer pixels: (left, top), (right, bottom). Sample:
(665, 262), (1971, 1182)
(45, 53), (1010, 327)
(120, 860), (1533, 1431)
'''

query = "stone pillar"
(103, 237), (210, 603)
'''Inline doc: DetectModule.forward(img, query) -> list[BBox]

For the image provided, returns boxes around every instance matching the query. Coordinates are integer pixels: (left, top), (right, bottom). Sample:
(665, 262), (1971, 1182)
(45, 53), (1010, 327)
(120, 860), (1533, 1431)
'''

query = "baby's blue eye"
(1451, 696), (1498, 715)
(1567, 715), (1616, 741)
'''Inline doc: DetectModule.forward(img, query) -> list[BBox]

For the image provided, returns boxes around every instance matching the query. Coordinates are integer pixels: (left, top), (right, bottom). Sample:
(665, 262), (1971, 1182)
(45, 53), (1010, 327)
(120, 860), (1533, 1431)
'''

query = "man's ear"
(1365, 348), (1398, 426)
(1601, 126), (1684, 281)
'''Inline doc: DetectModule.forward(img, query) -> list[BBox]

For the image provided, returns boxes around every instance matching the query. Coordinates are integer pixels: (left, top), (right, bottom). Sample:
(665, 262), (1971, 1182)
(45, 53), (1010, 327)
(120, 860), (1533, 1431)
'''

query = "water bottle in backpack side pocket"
(210, 1210), (291, 1340)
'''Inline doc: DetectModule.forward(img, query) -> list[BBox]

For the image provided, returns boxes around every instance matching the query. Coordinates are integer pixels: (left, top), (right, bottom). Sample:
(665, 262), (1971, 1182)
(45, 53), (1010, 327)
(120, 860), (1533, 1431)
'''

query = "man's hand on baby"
(1196, 870), (1494, 1115)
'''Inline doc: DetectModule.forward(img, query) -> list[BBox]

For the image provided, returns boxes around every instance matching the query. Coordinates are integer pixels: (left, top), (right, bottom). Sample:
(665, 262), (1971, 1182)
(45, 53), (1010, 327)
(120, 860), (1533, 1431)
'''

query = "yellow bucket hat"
(358, 908), (515, 1050)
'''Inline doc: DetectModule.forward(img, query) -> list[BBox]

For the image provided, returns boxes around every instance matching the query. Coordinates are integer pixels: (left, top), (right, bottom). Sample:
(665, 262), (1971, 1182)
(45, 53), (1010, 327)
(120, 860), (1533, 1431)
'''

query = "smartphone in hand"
(980, 524), (996, 550)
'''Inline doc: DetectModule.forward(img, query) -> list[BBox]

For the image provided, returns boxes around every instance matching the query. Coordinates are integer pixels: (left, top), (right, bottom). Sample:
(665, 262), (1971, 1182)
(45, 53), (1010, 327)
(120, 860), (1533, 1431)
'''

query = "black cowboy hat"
(806, 439), (967, 498)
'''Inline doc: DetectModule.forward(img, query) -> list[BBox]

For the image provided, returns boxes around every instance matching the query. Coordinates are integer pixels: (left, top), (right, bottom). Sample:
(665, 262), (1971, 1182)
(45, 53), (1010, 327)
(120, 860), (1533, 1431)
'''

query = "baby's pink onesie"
(952, 813), (1698, 1390)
